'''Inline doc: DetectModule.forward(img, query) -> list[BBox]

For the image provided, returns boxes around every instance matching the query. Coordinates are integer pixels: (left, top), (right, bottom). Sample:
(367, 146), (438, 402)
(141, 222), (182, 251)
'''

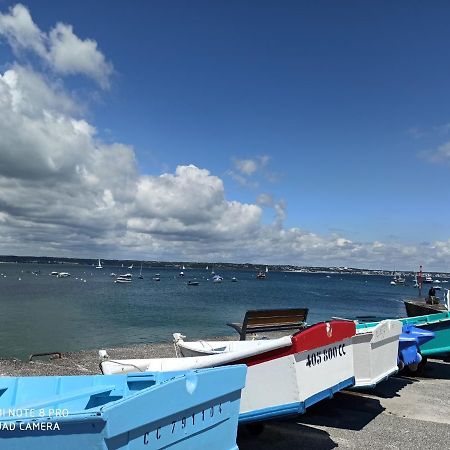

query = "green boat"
(398, 312), (450, 357)
(357, 312), (450, 358)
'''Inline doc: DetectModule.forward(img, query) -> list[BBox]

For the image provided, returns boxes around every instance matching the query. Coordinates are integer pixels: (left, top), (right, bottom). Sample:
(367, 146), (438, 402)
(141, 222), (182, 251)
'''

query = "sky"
(0, 1), (450, 270)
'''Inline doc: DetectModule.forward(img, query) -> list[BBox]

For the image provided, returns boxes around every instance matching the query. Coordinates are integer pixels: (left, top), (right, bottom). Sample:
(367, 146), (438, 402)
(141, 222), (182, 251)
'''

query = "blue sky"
(1, 1), (450, 270)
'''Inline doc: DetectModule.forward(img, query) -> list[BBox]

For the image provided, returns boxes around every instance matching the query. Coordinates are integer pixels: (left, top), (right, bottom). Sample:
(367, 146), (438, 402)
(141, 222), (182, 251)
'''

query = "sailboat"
(265, 266), (269, 273)
(206, 265), (209, 270)
(138, 262), (143, 279)
(128, 263), (133, 269)
(95, 259), (103, 269)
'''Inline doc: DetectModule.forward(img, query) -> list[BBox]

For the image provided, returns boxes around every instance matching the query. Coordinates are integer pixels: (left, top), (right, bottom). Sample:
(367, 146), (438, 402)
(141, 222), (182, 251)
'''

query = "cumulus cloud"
(1, 4), (449, 270)
(420, 140), (450, 164)
(1, 63), (448, 268)
(0, 4), (113, 88)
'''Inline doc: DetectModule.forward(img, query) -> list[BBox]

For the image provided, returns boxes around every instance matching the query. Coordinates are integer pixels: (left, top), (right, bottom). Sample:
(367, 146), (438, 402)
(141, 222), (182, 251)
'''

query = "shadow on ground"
(298, 391), (384, 431)
(238, 421), (336, 450)
(418, 359), (450, 380)
(355, 375), (414, 399)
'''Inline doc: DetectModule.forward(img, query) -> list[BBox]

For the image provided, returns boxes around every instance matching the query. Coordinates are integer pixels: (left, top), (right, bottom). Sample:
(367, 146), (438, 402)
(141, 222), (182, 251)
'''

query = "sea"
(0, 263), (428, 359)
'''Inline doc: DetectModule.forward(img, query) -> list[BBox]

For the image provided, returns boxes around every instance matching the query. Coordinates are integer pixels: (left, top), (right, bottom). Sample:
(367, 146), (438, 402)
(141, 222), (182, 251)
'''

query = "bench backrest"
(243, 308), (309, 331)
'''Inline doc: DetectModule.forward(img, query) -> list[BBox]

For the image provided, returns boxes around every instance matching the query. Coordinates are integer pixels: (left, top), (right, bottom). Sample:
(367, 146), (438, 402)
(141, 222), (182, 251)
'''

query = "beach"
(1, 340), (449, 449)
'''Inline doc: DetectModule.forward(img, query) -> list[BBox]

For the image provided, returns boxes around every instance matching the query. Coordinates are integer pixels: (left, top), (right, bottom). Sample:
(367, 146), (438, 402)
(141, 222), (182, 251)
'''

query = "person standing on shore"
(427, 286), (438, 304)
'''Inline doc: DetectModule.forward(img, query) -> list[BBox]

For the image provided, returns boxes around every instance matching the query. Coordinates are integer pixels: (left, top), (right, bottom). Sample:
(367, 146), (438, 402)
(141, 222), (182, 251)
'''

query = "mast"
(418, 265), (423, 297)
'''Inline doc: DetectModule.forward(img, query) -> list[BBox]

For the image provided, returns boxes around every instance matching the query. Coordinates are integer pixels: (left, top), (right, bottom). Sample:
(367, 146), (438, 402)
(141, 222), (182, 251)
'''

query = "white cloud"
(233, 155), (269, 176)
(1, 65), (447, 268)
(235, 158), (258, 175)
(420, 140), (450, 164)
(0, 4), (113, 88)
(1, 6), (449, 270)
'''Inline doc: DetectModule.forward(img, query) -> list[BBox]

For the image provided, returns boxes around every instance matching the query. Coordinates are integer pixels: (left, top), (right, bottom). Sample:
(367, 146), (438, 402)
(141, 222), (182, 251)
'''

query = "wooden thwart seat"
(227, 308), (309, 340)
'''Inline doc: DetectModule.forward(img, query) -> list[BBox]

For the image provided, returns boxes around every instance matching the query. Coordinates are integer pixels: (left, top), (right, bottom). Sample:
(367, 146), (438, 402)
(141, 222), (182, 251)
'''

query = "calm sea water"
(0, 263), (422, 359)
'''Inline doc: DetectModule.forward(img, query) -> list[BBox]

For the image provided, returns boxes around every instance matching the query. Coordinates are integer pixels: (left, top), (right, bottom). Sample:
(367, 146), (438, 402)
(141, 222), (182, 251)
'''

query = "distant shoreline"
(1, 256), (449, 277)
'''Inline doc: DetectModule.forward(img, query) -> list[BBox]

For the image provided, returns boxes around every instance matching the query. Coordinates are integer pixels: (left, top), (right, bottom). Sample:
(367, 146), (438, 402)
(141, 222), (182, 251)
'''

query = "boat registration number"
(142, 401), (228, 447)
(305, 344), (346, 368)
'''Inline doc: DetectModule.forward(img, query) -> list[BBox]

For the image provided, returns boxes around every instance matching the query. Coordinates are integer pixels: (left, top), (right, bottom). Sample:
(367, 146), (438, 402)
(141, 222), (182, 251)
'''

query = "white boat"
(206, 265), (209, 270)
(175, 320), (401, 390)
(390, 273), (405, 285)
(128, 263), (134, 269)
(212, 275), (223, 283)
(138, 262), (143, 279)
(423, 274), (433, 283)
(57, 272), (70, 278)
(231, 277), (238, 282)
(100, 321), (356, 422)
(50, 271), (59, 276)
(95, 259), (103, 269)
(115, 273), (132, 283)
(351, 320), (402, 388)
(265, 266), (269, 273)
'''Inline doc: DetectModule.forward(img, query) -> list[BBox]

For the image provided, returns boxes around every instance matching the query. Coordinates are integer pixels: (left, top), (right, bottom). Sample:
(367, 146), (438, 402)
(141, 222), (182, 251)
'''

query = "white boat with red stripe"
(100, 321), (356, 422)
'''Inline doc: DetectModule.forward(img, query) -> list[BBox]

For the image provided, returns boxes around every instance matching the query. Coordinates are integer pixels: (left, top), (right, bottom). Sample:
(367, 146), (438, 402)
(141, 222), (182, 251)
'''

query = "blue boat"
(397, 324), (435, 370)
(399, 312), (450, 358)
(0, 366), (246, 449)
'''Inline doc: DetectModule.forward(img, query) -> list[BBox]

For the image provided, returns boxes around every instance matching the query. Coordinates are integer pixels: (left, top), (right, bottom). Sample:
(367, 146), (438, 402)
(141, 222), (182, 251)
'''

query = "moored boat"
(404, 299), (447, 317)
(101, 321), (356, 423)
(0, 367), (246, 450)
(115, 273), (132, 283)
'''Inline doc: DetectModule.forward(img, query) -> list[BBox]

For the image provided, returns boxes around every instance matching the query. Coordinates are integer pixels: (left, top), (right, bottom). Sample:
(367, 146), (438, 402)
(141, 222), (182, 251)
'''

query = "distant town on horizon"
(1, 254), (448, 277)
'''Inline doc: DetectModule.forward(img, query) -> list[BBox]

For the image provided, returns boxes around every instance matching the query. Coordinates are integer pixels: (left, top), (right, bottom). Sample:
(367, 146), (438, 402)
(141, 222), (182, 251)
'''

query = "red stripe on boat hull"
(229, 321), (355, 367)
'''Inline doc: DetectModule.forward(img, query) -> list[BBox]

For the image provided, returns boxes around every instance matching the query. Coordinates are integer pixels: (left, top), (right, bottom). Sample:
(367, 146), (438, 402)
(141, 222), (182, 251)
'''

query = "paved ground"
(238, 359), (450, 449)
(1, 343), (450, 449)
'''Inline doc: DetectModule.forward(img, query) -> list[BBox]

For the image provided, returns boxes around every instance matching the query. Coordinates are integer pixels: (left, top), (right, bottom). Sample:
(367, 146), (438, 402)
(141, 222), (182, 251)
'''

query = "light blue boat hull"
(0, 367), (246, 449)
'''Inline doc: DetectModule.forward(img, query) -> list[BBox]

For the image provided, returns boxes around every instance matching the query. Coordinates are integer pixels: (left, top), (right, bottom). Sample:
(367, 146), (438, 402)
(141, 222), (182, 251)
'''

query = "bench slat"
(227, 308), (308, 340)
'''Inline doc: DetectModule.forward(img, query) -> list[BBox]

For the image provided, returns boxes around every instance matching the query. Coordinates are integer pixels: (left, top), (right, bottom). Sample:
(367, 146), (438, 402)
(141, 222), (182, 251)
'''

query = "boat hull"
(399, 312), (450, 357)
(123, 321), (356, 422)
(0, 368), (246, 450)
(351, 320), (402, 389)
(358, 313), (448, 358)
(404, 299), (447, 317)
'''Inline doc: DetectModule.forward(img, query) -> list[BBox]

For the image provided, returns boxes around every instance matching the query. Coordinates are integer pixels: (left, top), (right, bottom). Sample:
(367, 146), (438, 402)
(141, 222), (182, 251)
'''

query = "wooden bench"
(227, 308), (309, 340)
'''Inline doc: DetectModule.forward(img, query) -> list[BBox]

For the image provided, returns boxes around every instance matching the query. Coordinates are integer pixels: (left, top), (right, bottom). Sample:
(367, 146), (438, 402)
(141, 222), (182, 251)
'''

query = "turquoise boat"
(0, 366), (246, 449)
(398, 312), (450, 357)
(357, 312), (450, 358)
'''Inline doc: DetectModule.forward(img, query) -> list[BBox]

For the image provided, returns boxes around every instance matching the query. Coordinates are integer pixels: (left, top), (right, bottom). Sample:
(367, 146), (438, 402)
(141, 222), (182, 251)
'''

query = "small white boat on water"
(115, 273), (132, 283)
(423, 274), (433, 283)
(57, 272), (70, 278)
(212, 275), (223, 283)
(95, 259), (103, 269)
(50, 271), (59, 276)
(100, 321), (356, 422)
